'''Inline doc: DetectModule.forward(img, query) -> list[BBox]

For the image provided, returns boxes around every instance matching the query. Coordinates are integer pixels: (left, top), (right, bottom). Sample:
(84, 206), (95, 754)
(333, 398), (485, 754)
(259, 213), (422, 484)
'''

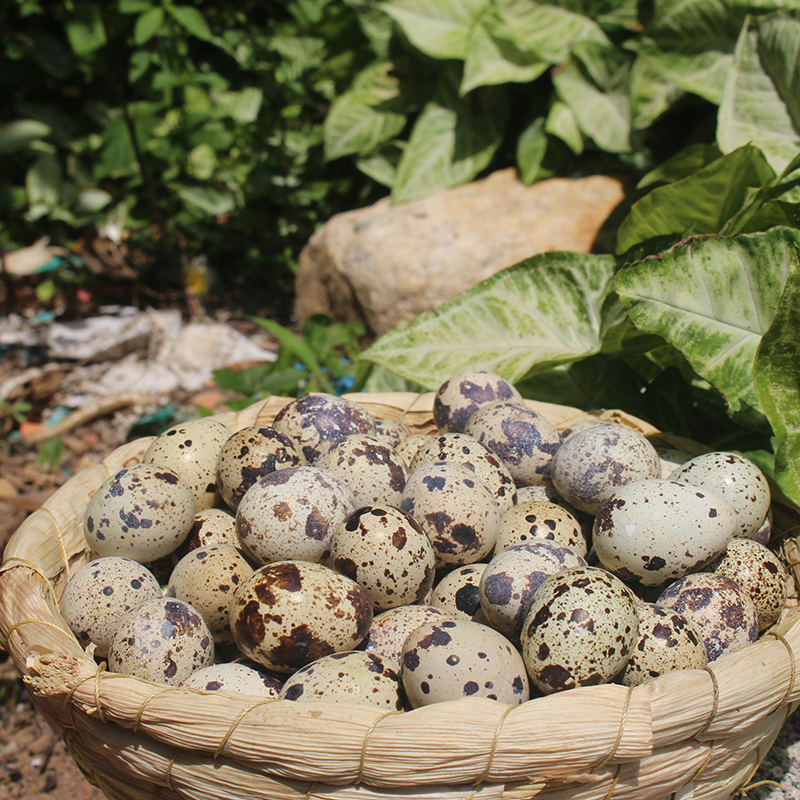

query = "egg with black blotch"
(494, 501), (587, 557)
(429, 564), (487, 621)
(181, 662), (283, 697)
(433, 370), (523, 434)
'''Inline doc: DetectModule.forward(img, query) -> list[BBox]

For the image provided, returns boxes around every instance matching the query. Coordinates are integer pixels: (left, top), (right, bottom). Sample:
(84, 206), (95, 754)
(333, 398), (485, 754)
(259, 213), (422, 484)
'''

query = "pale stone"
(294, 168), (625, 337)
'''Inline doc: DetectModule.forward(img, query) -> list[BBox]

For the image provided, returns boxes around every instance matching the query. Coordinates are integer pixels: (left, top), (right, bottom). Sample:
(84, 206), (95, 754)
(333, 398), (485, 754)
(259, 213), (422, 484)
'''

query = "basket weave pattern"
(2, 392), (800, 800)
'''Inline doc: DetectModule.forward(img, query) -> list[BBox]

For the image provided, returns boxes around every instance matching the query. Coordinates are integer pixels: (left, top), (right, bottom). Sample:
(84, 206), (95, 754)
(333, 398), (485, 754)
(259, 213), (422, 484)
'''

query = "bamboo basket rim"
(2, 391), (800, 800)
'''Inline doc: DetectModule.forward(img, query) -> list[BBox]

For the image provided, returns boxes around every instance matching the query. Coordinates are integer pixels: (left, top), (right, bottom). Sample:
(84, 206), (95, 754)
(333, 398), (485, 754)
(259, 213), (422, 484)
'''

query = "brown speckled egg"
(593, 479), (737, 589)
(229, 560), (373, 674)
(330, 506), (435, 611)
(410, 433), (516, 515)
(373, 418), (408, 448)
(280, 651), (402, 709)
(669, 452), (771, 539)
(709, 538), (788, 631)
(182, 662), (283, 697)
(521, 566), (638, 694)
(430, 564), (487, 621)
(85, 464), (196, 562)
(362, 605), (454, 670)
(480, 541), (587, 639)
(167, 544), (254, 644)
(464, 401), (562, 487)
(619, 602), (707, 687)
(272, 394), (376, 464)
(395, 434), (433, 469)
(561, 419), (617, 439)
(181, 508), (239, 554)
(401, 619), (530, 707)
(215, 426), (302, 511)
(108, 597), (214, 685)
(400, 462), (500, 569)
(656, 572), (759, 662)
(495, 501), (587, 557)
(316, 434), (409, 509)
(60, 557), (161, 657)
(143, 418), (232, 511)
(656, 446), (692, 478)
(550, 426), (661, 514)
(433, 370), (523, 433)
(235, 466), (357, 565)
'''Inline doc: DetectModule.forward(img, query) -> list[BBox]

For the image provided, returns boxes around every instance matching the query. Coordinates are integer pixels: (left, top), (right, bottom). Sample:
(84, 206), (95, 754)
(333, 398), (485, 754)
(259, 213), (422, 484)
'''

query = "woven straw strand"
(767, 632), (798, 710)
(474, 703), (517, 786)
(694, 668), (721, 738)
(213, 698), (279, 759)
(356, 710), (403, 784)
(594, 685), (634, 771)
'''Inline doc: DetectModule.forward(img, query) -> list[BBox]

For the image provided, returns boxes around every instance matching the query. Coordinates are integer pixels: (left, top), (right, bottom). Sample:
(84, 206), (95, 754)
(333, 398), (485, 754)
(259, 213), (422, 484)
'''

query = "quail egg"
(494, 501), (587, 557)
(181, 508), (239, 554)
(429, 563), (487, 621)
(373, 418), (408, 448)
(182, 662), (283, 697)
(85, 464), (196, 562)
(433, 370), (523, 433)
(401, 619), (530, 707)
(395, 434), (433, 468)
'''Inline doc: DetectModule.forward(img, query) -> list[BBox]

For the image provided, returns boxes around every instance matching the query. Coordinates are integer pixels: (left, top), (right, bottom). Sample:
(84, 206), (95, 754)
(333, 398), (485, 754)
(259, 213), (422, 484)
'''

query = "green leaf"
(0, 120), (52, 155)
(166, 5), (213, 41)
(76, 189), (112, 212)
(26, 154), (61, 208)
(616, 144), (777, 254)
(356, 140), (405, 187)
(628, 49), (683, 131)
(738, 199), (800, 232)
(391, 69), (507, 204)
(380, 0), (486, 59)
(637, 143), (723, 189)
(177, 186), (235, 216)
(545, 100), (583, 155)
(134, 7), (165, 44)
(616, 227), (800, 429)
(187, 143), (216, 180)
(220, 87), (263, 124)
(119, 0), (153, 13)
(66, 2), (107, 56)
(753, 246), (800, 507)
(718, 14), (800, 175)
(361, 251), (620, 389)
(94, 117), (137, 180)
(516, 117), (548, 185)
(324, 62), (407, 160)
(460, 7), (548, 95)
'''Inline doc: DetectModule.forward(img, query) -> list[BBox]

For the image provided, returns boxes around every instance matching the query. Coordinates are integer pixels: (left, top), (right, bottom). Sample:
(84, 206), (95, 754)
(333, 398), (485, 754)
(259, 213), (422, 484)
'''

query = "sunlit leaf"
(134, 7), (164, 44)
(0, 120), (52, 155)
(167, 5), (213, 41)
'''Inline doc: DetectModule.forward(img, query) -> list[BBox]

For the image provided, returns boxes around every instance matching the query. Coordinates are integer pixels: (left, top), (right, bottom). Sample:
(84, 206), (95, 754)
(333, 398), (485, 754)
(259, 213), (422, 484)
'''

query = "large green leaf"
(718, 13), (800, 175)
(380, 0), (486, 59)
(391, 69), (507, 204)
(628, 51), (683, 131)
(616, 144), (776, 253)
(360, 251), (620, 389)
(546, 101), (583, 155)
(753, 247), (800, 507)
(324, 62), (407, 160)
(637, 143), (723, 189)
(134, 7), (164, 45)
(616, 228), (800, 429)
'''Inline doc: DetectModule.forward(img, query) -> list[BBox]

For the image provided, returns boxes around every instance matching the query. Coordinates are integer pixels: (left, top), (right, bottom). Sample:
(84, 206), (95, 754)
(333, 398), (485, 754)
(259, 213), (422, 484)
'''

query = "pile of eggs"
(60, 370), (789, 711)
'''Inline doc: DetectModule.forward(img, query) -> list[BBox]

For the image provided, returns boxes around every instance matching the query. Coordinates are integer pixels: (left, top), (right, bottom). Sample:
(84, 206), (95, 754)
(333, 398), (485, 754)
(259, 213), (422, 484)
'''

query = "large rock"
(295, 168), (625, 337)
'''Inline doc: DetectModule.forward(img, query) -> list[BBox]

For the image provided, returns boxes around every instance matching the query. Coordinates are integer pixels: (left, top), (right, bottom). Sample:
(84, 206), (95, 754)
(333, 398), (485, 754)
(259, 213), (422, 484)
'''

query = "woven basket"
(3, 392), (800, 800)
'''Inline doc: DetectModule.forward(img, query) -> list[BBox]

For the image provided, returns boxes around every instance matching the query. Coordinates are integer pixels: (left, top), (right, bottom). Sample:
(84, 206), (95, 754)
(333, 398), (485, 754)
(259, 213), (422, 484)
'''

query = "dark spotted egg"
(550, 426), (661, 514)
(495, 501), (587, 557)
(84, 464), (196, 562)
(373, 417), (408, 449)
(215, 425), (301, 512)
(395, 434), (434, 469)
(143, 418), (232, 512)
(401, 619), (530, 707)
(520, 566), (639, 694)
(180, 508), (239, 554)
(619, 602), (707, 687)
(656, 572), (759, 662)
(229, 560), (373, 674)
(592, 479), (737, 589)
(433, 370), (523, 433)
(181, 662), (282, 697)
(429, 563), (487, 621)
(108, 597), (215, 686)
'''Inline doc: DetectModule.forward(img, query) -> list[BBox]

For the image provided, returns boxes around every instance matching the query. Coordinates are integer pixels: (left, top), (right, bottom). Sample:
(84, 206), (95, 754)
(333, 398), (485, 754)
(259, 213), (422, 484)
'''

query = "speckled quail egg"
(592, 479), (737, 589)
(215, 425), (302, 511)
(410, 433), (516, 515)
(656, 572), (759, 662)
(655, 445), (693, 478)
(560, 419), (616, 439)
(272, 394), (376, 464)
(60, 557), (162, 657)
(401, 619), (530, 707)
(108, 596), (215, 685)
(429, 563), (487, 621)
(619, 602), (707, 687)
(494, 501), (587, 557)
(521, 565), (639, 694)
(709, 538), (788, 631)
(315, 434), (409, 509)
(464, 401), (562, 487)
(669, 452), (771, 539)
(362, 605), (454, 670)
(373, 418), (408, 448)
(513, 485), (591, 535)
(550, 426), (661, 514)
(394, 434), (433, 469)
(85, 464), (196, 562)
(180, 508), (239, 554)
(433, 370), (523, 433)
(143, 418), (232, 512)
(400, 462), (500, 569)
(229, 560), (373, 674)
(167, 544), (254, 644)
(753, 511), (773, 545)
(235, 465), (357, 565)
(330, 506), (436, 611)
(280, 651), (402, 709)
(181, 662), (283, 697)
(480, 541), (587, 639)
